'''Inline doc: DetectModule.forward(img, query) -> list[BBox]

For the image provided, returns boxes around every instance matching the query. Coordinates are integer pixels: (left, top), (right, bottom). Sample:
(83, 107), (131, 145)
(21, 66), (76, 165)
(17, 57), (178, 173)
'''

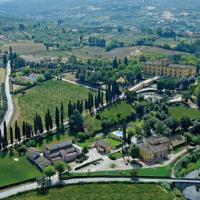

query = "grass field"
(1, 40), (46, 54)
(169, 105), (200, 120)
(13, 79), (96, 126)
(6, 183), (183, 200)
(0, 150), (41, 187)
(100, 101), (134, 122)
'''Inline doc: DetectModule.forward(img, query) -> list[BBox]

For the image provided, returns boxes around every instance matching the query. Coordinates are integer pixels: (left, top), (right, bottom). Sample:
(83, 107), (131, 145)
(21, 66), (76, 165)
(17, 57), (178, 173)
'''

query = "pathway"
(0, 61), (13, 134)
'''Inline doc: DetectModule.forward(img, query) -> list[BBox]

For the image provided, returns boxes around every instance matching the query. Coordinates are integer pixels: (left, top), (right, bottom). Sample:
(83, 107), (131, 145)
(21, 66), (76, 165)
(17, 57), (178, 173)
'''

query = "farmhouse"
(95, 139), (112, 154)
(143, 59), (196, 78)
(43, 140), (81, 163)
(139, 137), (171, 163)
(27, 147), (51, 170)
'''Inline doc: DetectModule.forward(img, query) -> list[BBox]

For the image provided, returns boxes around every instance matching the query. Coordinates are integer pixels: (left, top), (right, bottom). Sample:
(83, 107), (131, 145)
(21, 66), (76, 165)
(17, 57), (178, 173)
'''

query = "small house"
(95, 139), (112, 154)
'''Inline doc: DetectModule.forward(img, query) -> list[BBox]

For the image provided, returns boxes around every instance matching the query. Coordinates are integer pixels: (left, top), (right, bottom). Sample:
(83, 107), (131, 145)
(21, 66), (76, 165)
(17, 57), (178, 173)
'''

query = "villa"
(43, 140), (81, 163)
(139, 136), (171, 163)
(95, 139), (112, 154)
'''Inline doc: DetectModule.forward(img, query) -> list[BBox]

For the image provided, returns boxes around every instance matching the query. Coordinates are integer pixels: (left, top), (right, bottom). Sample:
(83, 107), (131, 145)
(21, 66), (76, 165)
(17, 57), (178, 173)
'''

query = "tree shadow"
(36, 188), (49, 196)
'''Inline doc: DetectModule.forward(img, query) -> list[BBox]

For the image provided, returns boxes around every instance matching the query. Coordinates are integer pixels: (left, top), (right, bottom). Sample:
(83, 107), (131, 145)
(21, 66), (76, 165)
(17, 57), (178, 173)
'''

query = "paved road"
(1, 176), (200, 199)
(0, 61), (13, 134)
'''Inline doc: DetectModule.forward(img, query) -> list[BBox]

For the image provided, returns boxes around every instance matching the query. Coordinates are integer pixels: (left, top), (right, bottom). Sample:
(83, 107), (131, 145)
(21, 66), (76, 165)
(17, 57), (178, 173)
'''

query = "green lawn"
(0, 150), (41, 187)
(104, 138), (122, 148)
(6, 183), (183, 200)
(63, 165), (172, 179)
(109, 151), (123, 159)
(100, 101), (134, 122)
(169, 105), (200, 120)
(14, 79), (96, 125)
(77, 135), (104, 148)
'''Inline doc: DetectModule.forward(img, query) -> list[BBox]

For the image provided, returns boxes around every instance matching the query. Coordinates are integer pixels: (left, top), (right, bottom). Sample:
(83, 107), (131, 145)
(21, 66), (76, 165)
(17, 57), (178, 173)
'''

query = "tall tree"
(60, 102), (64, 126)
(22, 121), (26, 138)
(3, 121), (8, 146)
(55, 107), (60, 130)
(10, 126), (13, 145)
(69, 110), (83, 132)
(123, 122), (127, 142)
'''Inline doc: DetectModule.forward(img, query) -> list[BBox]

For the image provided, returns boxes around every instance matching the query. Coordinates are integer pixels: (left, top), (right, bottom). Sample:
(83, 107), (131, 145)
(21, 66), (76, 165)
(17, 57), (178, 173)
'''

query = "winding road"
(0, 176), (200, 199)
(0, 61), (13, 134)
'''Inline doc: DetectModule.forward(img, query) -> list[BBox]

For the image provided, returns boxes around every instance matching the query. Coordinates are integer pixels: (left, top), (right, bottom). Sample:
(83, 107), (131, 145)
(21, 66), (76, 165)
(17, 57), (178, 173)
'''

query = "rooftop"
(139, 136), (170, 153)
(46, 140), (72, 151)
(96, 139), (111, 149)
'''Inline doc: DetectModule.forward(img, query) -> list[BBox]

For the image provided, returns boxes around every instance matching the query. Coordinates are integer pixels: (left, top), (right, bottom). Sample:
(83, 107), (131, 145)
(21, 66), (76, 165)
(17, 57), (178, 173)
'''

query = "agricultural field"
(12, 79), (96, 126)
(0, 150), (41, 187)
(5, 183), (183, 200)
(69, 46), (141, 60)
(169, 105), (200, 120)
(0, 40), (46, 54)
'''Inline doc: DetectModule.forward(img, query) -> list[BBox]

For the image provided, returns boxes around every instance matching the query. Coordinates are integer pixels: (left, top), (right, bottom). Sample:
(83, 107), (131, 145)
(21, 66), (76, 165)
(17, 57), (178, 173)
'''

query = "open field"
(0, 40), (46, 54)
(25, 45), (187, 61)
(5, 183), (183, 200)
(0, 150), (41, 187)
(169, 105), (200, 120)
(12, 79), (96, 126)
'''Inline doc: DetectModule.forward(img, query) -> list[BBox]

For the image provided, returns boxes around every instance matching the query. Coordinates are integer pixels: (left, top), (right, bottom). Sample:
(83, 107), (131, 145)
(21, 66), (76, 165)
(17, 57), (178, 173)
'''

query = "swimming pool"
(111, 130), (123, 138)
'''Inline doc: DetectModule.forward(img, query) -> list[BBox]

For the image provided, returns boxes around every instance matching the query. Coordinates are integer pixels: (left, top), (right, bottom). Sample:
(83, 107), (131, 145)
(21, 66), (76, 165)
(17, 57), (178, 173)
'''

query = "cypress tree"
(55, 107), (60, 129)
(15, 121), (18, 141)
(45, 113), (49, 132)
(22, 121), (26, 137)
(38, 115), (43, 133)
(10, 126), (13, 145)
(33, 117), (37, 135)
(49, 114), (53, 130)
(60, 102), (64, 126)
(124, 57), (128, 66)
(3, 121), (8, 146)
